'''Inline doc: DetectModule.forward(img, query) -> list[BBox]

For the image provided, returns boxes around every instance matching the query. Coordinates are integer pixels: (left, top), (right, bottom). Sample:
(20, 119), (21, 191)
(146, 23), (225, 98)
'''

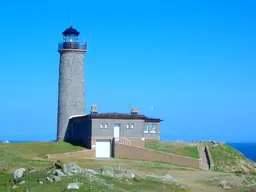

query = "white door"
(114, 124), (120, 140)
(96, 140), (111, 158)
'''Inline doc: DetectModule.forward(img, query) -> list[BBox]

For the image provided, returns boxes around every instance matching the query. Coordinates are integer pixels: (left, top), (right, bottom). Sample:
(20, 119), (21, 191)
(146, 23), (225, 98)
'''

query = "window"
(100, 123), (108, 129)
(144, 124), (157, 133)
(127, 123), (135, 129)
(144, 124), (149, 133)
(150, 124), (156, 133)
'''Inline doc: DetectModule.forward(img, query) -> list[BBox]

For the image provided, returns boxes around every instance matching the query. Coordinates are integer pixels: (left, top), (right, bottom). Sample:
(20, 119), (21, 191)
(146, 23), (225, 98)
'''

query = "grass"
(0, 142), (189, 192)
(208, 144), (256, 174)
(0, 142), (85, 158)
(0, 142), (85, 173)
(145, 141), (200, 159)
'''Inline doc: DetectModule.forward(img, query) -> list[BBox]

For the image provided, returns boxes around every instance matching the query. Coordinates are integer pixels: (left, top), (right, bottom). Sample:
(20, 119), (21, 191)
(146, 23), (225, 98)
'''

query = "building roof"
(71, 112), (163, 122)
(62, 26), (80, 36)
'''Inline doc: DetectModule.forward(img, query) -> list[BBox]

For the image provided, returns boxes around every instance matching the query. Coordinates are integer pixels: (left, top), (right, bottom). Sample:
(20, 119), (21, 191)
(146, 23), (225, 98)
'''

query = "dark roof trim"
(145, 118), (163, 122)
(70, 113), (163, 122)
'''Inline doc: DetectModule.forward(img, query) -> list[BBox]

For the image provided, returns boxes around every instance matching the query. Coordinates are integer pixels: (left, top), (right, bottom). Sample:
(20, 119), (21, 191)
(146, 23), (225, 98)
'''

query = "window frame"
(144, 123), (157, 133)
(100, 122), (108, 129)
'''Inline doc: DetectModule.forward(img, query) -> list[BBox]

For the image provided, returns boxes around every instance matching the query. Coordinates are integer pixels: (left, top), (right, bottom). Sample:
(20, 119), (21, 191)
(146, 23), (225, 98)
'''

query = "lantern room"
(58, 26), (87, 51)
(62, 26), (79, 42)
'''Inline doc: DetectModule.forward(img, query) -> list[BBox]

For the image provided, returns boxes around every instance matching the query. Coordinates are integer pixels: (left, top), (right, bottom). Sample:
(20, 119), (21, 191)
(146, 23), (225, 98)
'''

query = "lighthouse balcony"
(58, 42), (87, 51)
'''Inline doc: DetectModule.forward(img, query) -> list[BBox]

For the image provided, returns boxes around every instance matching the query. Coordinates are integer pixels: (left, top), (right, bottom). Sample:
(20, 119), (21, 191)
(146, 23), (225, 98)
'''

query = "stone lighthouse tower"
(57, 26), (87, 142)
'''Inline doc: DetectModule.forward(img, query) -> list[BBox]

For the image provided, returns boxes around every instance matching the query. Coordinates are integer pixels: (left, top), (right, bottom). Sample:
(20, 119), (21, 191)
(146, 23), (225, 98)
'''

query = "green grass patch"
(0, 142), (86, 173)
(0, 171), (112, 192)
(0, 142), (85, 158)
(208, 144), (256, 174)
(145, 141), (200, 159)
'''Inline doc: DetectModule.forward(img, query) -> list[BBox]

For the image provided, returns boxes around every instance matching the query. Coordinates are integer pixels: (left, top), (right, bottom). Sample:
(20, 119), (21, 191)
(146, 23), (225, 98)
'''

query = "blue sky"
(0, 0), (255, 142)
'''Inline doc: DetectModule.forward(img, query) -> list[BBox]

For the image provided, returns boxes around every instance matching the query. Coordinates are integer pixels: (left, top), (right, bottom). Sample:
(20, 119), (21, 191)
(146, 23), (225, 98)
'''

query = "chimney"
(91, 104), (98, 114)
(131, 108), (138, 115)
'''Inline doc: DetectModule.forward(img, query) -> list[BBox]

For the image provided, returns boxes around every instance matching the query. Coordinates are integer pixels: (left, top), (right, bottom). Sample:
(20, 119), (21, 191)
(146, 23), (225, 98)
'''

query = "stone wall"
(205, 145), (215, 171)
(46, 150), (95, 159)
(114, 143), (202, 169)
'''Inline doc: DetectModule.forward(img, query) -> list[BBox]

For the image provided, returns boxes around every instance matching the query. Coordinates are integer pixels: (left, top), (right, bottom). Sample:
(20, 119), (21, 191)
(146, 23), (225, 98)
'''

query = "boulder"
(67, 183), (80, 190)
(19, 180), (25, 185)
(99, 166), (114, 177)
(12, 185), (18, 189)
(13, 168), (26, 179)
(37, 180), (43, 184)
(62, 163), (83, 174)
(46, 177), (53, 182)
(84, 168), (97, 175)
(219, 179), (231, 189)
(55, 169), (66, 177)
(53, 176), (61, 182)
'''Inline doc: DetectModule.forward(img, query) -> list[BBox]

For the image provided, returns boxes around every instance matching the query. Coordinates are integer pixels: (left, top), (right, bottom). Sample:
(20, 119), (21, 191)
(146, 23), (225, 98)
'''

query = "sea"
(1, 140), (255, 162)
(228, 142), (256, 162)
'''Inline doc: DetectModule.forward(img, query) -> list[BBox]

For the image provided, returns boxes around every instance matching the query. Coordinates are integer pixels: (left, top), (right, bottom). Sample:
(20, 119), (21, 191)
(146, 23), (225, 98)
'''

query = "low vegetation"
(0, 142), (188, 191)
(208, 143), (256, 174)
(1, 141), (256, 191)
(0, 142), (85, 173)
(145, 141), (200, 159)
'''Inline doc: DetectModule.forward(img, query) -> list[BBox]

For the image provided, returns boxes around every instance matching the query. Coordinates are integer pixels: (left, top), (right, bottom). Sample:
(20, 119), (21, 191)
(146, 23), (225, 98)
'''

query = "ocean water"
(228, 143), (256, 162)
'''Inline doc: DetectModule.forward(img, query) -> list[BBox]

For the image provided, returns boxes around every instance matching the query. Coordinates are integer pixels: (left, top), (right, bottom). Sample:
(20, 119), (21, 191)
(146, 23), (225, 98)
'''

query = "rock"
(84, 168), (97, 175)
(180, 185), (186, 190)
(14, 178), (23, 184)
(46, 177), (53, 182)
(2, 140), (9, 144)
(146, 174), (177, 183)
(67, 183), (80, 190)
(13, 168), (26, 179)
(12, 185), (18, 189)
(219, 179), (231, 189)
(53, 176), (61, 182)
(99, 166), (114, 177)
(67, 172), (74, 176)
(130, 173), (135, 179)
(19, 180), (25, 185)
(46, 170), (52, 174)
(37, 180), (43, 184)
(62, 163), (83, 174)
(254, 163), (256, 168)
(55, 169), (66, 177)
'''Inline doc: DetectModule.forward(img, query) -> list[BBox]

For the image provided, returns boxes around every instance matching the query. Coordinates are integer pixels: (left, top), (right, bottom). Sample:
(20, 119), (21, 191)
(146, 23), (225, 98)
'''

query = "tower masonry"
(57, 26), (87, 142)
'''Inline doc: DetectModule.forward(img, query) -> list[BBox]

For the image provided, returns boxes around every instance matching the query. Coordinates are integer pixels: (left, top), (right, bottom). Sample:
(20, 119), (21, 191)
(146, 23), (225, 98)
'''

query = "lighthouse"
(56, 26), (87, 142)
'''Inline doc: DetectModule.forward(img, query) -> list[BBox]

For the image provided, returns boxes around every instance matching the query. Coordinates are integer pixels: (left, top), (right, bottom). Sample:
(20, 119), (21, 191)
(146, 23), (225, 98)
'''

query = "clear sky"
(0, 0), (255, 142)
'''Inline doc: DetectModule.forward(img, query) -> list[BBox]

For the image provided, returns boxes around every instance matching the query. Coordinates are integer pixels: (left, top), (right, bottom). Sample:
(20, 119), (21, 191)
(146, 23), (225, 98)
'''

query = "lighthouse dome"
(62, 26), (80, 36)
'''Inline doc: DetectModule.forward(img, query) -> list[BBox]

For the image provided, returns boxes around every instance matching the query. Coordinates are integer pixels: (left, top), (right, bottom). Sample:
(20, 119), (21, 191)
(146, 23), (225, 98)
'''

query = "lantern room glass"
(63, 34), (78, 42)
